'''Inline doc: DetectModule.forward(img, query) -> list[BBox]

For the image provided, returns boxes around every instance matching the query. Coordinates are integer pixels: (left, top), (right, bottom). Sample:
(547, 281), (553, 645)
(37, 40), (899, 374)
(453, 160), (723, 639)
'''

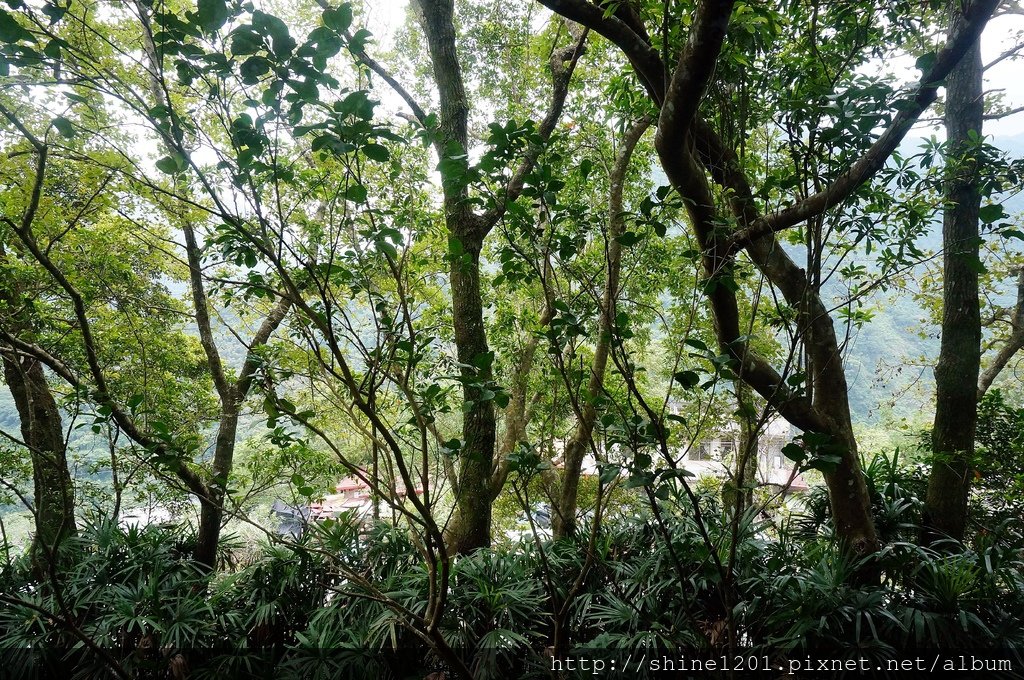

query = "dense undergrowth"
(2, 458), (1023, 679)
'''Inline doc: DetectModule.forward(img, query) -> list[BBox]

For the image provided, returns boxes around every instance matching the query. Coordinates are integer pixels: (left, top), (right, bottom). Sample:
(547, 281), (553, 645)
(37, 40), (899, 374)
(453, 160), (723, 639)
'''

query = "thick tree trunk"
(658, 134), (879, 556)
(190, 297), (289, 569)
(415, 0), (495, 554)
(680, 121), (879, 555)
(745, 235), (878, 555)
(924, 4), (983, 543)
(444, 236), (497, 553)
(2, 353), (77, 571)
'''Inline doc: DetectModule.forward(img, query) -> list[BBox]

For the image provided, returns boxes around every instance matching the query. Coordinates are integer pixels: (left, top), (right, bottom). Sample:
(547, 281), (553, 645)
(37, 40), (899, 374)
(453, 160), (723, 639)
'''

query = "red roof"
(335, 473), (369, 493)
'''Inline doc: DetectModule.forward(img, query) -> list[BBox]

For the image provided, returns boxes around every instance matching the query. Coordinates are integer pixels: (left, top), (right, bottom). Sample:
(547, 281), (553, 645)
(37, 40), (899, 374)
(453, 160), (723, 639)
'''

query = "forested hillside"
(2, 0), (1024, 678)
(844, 132), (1024, 423)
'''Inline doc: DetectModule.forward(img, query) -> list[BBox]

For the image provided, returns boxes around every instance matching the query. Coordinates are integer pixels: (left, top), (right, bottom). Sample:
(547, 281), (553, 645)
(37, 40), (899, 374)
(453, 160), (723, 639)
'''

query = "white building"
(683, 417), (808, 492)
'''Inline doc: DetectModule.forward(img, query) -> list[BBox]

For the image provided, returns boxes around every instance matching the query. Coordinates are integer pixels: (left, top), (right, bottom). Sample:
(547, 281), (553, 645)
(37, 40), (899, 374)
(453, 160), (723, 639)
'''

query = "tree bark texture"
(416, 0), (496, 553)
(924, 2), (984, 543)
(2, 353), (77, 570)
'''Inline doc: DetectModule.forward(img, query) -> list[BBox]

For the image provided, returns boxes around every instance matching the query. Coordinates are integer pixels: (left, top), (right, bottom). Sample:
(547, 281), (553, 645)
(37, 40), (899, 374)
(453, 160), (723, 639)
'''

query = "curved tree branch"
(726, 0), (1000, 251)
(536, 0), (666, 103)
(655, 0), (735, 157)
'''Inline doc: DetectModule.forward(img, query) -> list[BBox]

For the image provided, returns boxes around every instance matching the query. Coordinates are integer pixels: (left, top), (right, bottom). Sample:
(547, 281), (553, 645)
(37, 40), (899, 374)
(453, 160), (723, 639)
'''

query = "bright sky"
(971, 12), (1024, 139)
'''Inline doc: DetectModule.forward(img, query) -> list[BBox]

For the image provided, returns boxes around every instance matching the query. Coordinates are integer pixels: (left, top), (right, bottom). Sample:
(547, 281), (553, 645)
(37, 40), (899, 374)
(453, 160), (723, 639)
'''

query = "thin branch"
(479, 26), (589, 232)
(978, 268), (1024, 396)
(535, 0), (665, 102)
(983, 39), (1024, 69)
(983, 103), (1024, 119)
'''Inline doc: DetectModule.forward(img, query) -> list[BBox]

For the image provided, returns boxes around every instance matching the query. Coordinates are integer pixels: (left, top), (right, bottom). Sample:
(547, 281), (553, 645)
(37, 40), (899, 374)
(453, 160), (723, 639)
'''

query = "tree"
(0, 350), (76, 573)
(551, 115), (651, 539)
(0, 4), (297, 570)
(538, 0), (999, 556)
(0, 117), (77, 572)
(412, 0), (586, 553)
(923, 0), (985, 544)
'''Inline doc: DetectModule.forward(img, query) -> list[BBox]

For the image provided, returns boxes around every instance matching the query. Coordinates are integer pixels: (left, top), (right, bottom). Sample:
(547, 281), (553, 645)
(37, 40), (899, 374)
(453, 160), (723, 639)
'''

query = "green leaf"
(155, 155), (182, 175)
(673, 370), (700, 389)
(322, 5), (352, 33)
(348, 27), (372, 53)
(41, 2), (68, 25)
(915, 51), (936, 74)
(615, 231), (641, 247)
(51, 116), (74, 138)
(781, 442), (805, 464)
(345, 183), (367, 202)
(963, 253), (987, 275)
(252, 10), (295, 57)
(684, 337), (709, 352)
(239, 55), (271, 83)
(599, 464), (621, 485)
(0, 8), (31, 42)
(979, 203), (1004, 224)
(624, 471), (655, 488)
(579, 158), (593, 179)
(230, 28), (262, 55)
(362, 143), (389, 162)
(197, 0), (229, 33)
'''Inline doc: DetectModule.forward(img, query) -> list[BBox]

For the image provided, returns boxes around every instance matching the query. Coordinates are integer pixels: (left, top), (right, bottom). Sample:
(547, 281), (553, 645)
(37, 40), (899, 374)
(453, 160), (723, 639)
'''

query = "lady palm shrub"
(0, 518), (214, 679)
(738, 451), (1024, 664)
(569, 517), (708, 651)
(2, 469), (1024, 680)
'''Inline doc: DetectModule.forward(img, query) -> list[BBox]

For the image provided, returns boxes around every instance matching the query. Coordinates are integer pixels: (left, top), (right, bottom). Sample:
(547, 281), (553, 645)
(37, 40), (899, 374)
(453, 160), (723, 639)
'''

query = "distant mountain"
(841, 131), (1024, 424)
(647, 131), (1024, 425)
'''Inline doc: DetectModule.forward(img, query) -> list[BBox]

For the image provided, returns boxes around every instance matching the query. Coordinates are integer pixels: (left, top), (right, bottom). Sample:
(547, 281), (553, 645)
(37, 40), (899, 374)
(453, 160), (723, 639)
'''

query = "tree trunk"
(415, 0), (495, 554)
(742, 235), (878, 554)
(2, 353), (77, 571)
(924, 3), (984, 543)
(444, 236), (497, 553)
(193, 404), (240, 569)
(723, 382), (758, 517)
(553, 117), (651, 540)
